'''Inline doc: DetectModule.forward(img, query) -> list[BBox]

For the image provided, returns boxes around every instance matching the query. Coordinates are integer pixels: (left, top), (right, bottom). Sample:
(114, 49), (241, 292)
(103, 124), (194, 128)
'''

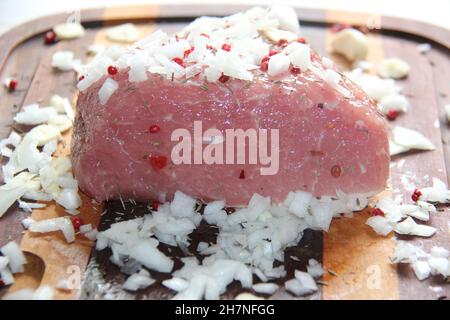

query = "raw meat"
(72, 6), (389, 206)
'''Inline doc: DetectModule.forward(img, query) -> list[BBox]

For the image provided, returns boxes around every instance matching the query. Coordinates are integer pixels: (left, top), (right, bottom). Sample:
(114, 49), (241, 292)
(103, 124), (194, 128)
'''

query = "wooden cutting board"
(0, 4), (449, 300)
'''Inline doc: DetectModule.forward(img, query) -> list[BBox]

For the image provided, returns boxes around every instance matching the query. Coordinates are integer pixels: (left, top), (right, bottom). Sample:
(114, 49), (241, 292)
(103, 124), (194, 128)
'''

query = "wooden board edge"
(1, 5), (449, 72)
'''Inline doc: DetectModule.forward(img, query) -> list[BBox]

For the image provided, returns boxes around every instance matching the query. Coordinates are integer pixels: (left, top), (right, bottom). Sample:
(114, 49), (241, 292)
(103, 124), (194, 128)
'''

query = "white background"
(0, 0), (449, 36)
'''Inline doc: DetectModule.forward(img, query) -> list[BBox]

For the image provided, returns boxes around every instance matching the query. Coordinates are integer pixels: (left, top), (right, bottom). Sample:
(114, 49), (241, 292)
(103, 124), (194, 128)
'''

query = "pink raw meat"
(72, 58), (389, 206)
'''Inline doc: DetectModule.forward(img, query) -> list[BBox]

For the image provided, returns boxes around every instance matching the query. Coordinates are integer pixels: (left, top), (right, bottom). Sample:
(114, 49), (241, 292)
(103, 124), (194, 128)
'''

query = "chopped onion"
(268, 53), (290, 77)
(430, 246), (449, 258)
(252, 283), (279, 295)
(87, 44), (106, 56)
(390, 126), (434, 156)
(170, 191), (197, 219)
(378, 58), (410, 79)
(394, 217), (436, 237)
(55, 188), (82, 211)
(288, 190), (312, 217)
(29, 125), (61, 146)
(129, 53), (149, 82)
(79, 224), (92, 233)
(128, 240), (174, 273)
(122, 270), (155, 291)
(84, 229), (98, 241)
(0, 256), (9, 270)
(21, 217), (35, 229)
(399, 204), (430, 221)
(235, 292), (264, 300)
(18, 200), (45, 213)
(288, 43), (311, 71)
(379, 94), (409, 114)
(32, 285), (54, 300)
(53, 22), (85, 40)
(162, 277), (189, 292)
(330, 28), (368, 61)
(3, 288), (35, 300)
(1, 241), (26, 273)
(14, 104), (58, 126)
(285, 278), (302, 295)
(294, 270), (318, 292)
(412, 261), (431, 280)
(306, 259), (324, 278)
(98, 78), (118, 105)
(52, 51), (77, 71)
(428, 257), (449, 277)
(0, 187), (27, 218)
(261, 27), (298, 43)
(29, 217), (75, 243)
(106, 23), (140, 43)
(48, 115), (73, 132)
(269, 4), (300, 34)
(366, 216), (393, 236)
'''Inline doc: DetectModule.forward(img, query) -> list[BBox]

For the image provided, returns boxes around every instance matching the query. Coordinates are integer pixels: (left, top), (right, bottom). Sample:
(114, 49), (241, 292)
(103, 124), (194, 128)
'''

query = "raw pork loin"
(72, 6), (389, 206)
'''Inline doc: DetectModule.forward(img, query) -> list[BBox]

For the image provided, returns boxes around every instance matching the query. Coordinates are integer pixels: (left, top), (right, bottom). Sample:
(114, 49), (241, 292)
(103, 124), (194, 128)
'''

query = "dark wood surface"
(0, 5), (449, 300)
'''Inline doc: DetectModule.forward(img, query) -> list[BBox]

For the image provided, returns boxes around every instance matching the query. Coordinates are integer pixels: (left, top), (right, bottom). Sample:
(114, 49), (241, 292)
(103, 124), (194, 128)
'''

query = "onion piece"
(62, 98), (75, 122)
(106, 23), (140, 43)
(269, 4), (300, 34)
(366, 216), (393, 236)
(428, 257), (449, 277)
(48, 115), (73, 132)
(399, 204), (430, 221)
(288, 44), (311, 71)
(0, 172), (40, 218)
(29, 217), (75, 243)
(379, 94), (409, 114)
(288, 190), (312, 218)
(128, 240), (174, 273)
(3, 288), (35, 300)
(21, 217), (35, 229)
(330, 28), (368, 62)
(29, 125), (61, 146)
(53, 22), (85, 40)
(122, 270), (155, 291)
(260, 27), (298, 43)
(162, 277), (189, 292)
(430, 246), (449, 258)
(18, 200), (46, 213)
(0, 187), (27, 218)
(0, 256), (9, 270)
(32, 286), (54, 300)
(390, 129), (434, 157)
(55, 188), (82, 211)
(0, 241), (26, 273)
(52, 51), (77, 71)
(412, 260), (431, 280)
(294, 270), (318, 293)
(14, 104), (58, 126)
(268, 53), (290, 77)
(98, 78), (118, 105)
(394, 217), (436, 237)
(170, 191), (197, 219)
(306, 259), (324, 278)
(235, 292), (264, 300)
(378, 58), (410, 79)
(252, 283), (279, 295)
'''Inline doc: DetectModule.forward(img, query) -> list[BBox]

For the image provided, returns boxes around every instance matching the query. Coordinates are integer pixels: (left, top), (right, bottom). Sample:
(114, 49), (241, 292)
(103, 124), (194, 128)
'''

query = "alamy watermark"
(170, 121), (280, 175)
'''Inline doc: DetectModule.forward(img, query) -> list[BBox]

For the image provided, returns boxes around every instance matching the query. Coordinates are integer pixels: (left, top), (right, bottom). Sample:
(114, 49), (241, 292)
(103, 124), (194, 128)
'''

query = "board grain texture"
(0, 4), (449, 300)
